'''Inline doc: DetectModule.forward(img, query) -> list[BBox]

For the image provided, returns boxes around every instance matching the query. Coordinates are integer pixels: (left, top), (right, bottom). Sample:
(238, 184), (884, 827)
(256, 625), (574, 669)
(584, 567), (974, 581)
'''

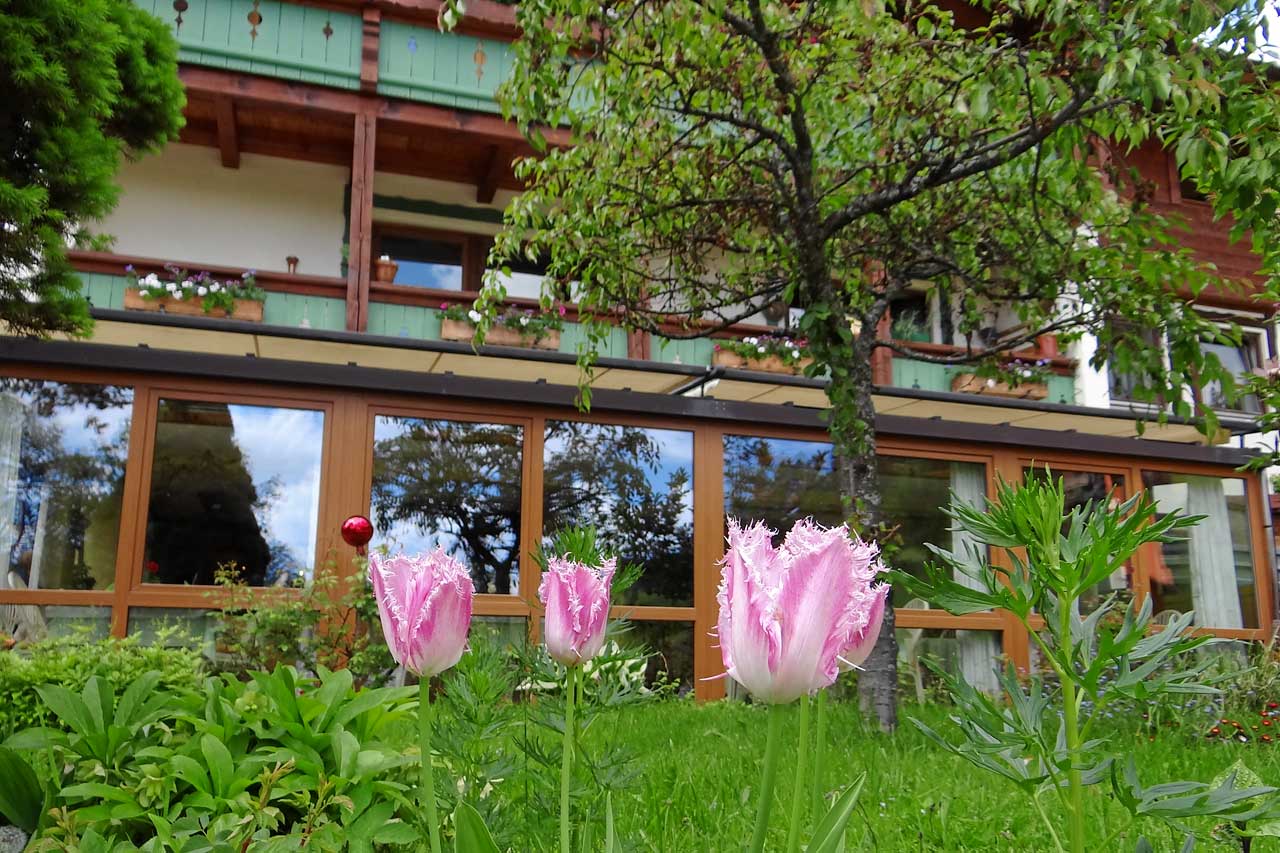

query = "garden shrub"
(0, 633), (204, 738)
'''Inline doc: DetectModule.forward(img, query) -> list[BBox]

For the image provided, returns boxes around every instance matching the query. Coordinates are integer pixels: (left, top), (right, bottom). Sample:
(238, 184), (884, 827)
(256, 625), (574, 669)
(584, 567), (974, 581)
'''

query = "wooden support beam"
(360, 8), (381, 94)
(178, 66), (568, 147)
(347, 113), (377, 332)
(214, 95), (240, 169)
(475, 144), (508, 204)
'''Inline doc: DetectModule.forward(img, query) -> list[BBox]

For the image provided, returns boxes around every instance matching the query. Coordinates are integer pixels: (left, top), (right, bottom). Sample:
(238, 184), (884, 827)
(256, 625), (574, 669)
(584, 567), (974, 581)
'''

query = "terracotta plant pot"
(124, 289), (264, 323)
(951, 372), (1049, 400)
(373, 259), (400, 282)
(439, 318), (561, 351)
(713, 348), (811, 375)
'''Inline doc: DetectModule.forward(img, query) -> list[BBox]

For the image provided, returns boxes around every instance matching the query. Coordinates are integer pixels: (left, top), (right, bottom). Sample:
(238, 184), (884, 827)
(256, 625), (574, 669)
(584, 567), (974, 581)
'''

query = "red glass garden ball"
(341, 515), (374, 552)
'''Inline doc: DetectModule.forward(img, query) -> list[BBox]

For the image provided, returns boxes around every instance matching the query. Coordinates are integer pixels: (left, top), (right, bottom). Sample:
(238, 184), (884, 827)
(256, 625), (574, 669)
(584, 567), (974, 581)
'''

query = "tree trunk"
(829, 338), (898, 733)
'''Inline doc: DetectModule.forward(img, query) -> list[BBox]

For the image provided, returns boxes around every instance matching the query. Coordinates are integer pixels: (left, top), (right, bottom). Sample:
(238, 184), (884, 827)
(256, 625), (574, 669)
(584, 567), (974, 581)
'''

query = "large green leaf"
(0, 746), (43, 833)
(453, 801), (500, 853)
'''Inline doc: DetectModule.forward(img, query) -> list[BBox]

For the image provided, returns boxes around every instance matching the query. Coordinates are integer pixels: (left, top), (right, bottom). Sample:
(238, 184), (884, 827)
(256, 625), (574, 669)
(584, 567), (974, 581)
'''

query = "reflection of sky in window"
(543, 425), (694, 527)
(370, 417), (520, 587)
(224, 406), (323, 573)
(393, 261), (462, 290)
(46, 396), (133, 457)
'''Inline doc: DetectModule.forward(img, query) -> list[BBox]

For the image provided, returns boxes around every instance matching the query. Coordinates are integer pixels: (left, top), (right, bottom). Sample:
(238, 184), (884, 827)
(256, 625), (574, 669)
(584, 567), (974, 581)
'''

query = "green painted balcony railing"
(134, 0), (362, 89)
(80, 272), (347, 331)
(892, 357), (1076, 404)
(377, 20), (514, 113)
(365, 303), (630, 359)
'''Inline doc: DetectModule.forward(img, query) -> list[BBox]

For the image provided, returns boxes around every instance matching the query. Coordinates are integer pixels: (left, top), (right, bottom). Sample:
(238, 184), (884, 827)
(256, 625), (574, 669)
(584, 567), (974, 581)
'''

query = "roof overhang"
(0, 309), (1260, 468)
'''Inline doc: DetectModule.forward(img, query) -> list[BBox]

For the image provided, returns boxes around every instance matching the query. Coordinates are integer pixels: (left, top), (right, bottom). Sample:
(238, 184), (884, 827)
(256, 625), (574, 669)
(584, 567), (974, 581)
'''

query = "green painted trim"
(377, 72), (498, 101)
(373, 194), (505, 225)
(177, 44), (358, 81)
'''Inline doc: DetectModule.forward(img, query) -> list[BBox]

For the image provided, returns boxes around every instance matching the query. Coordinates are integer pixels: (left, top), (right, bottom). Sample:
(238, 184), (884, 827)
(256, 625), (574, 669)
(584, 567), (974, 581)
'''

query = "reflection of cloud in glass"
(542, 426), (694, 526)
(48, 400), (132, 456)
(395, 261), (462, 290)
(226, 406), (323, 573)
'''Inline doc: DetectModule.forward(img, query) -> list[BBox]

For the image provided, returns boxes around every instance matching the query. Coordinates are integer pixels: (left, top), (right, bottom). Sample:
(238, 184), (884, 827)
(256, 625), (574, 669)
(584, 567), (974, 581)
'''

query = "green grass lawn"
(579, 698), (1280, 851)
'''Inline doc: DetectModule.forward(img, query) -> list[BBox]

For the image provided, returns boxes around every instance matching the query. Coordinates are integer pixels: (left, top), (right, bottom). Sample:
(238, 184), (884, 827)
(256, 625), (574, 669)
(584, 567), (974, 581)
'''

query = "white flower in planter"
(197, 286), (208, 297)
(519, 316), (530, 326)
(164, 281), (177, 292)
(210, 283), (222, 293)
(143, 273), (161, 287)
(468, 309), (483, 323)
(757, 346), (767, 355)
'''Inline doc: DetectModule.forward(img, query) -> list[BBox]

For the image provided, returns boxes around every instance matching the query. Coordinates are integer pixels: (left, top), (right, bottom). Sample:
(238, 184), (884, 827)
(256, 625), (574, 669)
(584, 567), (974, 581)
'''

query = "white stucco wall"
(97, 144), (349, 277)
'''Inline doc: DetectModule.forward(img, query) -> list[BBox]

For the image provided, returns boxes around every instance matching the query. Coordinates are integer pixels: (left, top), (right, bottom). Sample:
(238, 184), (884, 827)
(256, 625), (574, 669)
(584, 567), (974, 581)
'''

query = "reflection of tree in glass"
(144, 400), (271, 586)
(2, 381), (132, 590)
(723, 436), (842, 537)
(543, 422), (692, 607)
(371, 419), (523, 595)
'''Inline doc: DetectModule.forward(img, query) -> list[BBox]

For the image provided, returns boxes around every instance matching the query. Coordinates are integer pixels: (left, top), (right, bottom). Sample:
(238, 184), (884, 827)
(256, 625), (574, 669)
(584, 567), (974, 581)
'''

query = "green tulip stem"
(419, 676), (442, 853)
(750, 703), (786, 853)
(785, 694), (812, 853)
(810, 688), (828, 822)
(560, 665), (578, 853)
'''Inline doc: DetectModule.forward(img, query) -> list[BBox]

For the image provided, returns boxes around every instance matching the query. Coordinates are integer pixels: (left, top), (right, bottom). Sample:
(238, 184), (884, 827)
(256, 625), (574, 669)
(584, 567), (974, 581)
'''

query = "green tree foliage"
(475, 0), (1280, 730)
(0, 0), (184, 336)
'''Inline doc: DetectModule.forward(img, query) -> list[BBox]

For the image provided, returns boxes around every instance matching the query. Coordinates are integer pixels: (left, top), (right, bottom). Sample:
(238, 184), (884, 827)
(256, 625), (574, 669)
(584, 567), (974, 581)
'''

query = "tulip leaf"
(0, 746), (43, 834)
(806, 773), (865, 853)
(605, 792), (616, 853)
(453, 801), (500, 853)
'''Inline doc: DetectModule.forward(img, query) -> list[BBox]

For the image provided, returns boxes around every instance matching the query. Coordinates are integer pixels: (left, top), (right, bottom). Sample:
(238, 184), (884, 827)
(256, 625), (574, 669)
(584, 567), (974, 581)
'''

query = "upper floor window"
(1107, 317), (1268, 416)
(374, 231), (465, 290)
(1202, 329), (1265, 415)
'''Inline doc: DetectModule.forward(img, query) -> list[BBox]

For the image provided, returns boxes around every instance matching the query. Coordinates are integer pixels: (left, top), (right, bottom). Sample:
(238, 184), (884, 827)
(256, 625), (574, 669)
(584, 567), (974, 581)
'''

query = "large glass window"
(0, 379), (132, 591)
(721, 437), (987, 595)
(370, 416), (523, 595)
(543, 422), (693, 607)
(1142, 472), (1258, 629)
(1025, 468), (1128, 612)
(0, 604), (111, 643)
(881, 456), (987, 585)
(142, 399), (324, 587)
(723, 435), (842, 532)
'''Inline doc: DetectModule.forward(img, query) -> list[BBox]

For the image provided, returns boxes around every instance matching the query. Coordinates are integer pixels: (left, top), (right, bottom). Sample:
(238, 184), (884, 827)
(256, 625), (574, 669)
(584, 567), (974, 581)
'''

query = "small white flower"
(210, 283), (221, 293)
(174, 291), (185, 300)
(197, 286), (208, 296)
(468, 309), (483, 323)
(143, 273), (160, 287)
(519, 316), (530, 326)
(164, 281), (177, 292)
(181, 279), (193, 290)
(757, 346), (767, 355)
(744, 336), (758, 345)
(790, 349), (800, 359)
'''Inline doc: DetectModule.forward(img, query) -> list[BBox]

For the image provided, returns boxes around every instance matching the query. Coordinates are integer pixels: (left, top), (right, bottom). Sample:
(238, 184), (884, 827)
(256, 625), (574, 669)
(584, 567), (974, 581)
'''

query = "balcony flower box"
(713, 349), (813, 375)
(951, 372), (1049, 400)
(124, 267), (265, 323)
(440, 317), (561, 351)
(713, 334), (811, 375)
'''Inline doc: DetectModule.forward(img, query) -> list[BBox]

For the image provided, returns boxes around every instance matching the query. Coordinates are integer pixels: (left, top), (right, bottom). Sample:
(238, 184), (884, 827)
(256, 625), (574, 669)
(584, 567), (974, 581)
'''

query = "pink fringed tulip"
(717, 518), (888, 704)
(539, 556), (615, 667)
(838, 587), (886, 672)
(369, 549), (473, 677)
